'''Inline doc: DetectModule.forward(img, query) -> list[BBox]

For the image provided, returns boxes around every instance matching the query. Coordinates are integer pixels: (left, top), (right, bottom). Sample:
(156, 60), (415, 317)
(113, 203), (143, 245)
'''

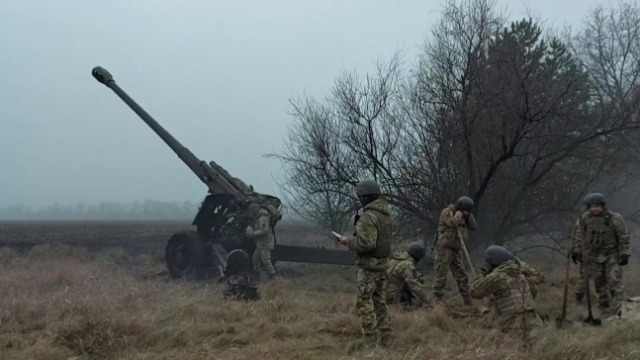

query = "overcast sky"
(1, 0), (602, 208)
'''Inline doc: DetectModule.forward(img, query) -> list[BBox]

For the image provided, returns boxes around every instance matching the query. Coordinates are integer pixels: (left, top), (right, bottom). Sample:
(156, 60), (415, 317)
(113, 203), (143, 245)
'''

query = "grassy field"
(0, 243), (639, 360)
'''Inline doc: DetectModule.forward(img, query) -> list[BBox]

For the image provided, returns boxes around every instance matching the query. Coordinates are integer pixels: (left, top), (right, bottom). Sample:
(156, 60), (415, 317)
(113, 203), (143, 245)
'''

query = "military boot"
(267, 272), (278, 281)
(349, 333), (378, 351)
(601, 303), (621, 318)
(379, 331), (394, 347)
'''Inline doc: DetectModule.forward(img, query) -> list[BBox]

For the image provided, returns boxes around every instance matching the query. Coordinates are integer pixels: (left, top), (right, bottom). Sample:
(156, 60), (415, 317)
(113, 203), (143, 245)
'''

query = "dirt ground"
(0, 219), (335, 252)
(0, 220), (189, 252)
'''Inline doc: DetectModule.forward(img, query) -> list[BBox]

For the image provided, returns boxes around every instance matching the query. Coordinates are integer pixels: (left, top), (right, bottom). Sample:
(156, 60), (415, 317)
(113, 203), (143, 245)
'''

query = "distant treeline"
(0, 200), (200, 221)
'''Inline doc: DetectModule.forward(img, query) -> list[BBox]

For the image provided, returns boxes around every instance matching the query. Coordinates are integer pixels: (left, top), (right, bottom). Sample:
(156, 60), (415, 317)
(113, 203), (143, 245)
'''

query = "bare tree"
(270, 55), (408, 234)
(273, 0), (640, 256)
(269, 98), (356, 233)
(575, 1), (640, 104)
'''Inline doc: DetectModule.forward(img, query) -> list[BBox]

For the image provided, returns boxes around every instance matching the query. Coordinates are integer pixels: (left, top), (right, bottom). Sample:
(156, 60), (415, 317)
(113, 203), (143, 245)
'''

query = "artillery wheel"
(221, 240), (278, 275)
(165, 231), (211, 279)
(225, 249), (251, 276)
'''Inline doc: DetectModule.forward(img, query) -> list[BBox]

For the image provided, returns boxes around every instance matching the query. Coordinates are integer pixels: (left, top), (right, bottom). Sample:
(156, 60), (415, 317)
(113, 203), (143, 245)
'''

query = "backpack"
(224, 275), (259, 301)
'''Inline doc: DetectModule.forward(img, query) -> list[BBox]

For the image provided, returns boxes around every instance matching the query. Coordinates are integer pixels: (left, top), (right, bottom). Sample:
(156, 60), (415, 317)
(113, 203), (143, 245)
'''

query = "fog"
(0, 0), (600, 211)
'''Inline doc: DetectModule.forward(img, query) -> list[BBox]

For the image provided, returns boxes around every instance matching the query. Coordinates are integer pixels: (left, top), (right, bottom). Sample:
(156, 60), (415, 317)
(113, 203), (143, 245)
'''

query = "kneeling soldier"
(387, 241), (431, 307)
(470, 246), (544, 341)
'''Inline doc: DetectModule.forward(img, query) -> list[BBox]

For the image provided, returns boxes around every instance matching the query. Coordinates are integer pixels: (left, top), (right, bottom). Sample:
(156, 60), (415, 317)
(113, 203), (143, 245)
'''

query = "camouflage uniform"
(246, 209), (277, 278)
(470, 259), (544, 336)
(386, 250), (430, 307)
(517, 260), (545, 299)
(347, 198), (393, 344)
(571, 217), (628, 302)
(572, 210), (631, 316)
(433, 204), (477, 303)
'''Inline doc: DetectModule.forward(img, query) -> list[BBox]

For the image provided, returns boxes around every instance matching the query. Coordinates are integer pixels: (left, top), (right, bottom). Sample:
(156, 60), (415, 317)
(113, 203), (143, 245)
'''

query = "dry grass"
(0, 245), (639, 360)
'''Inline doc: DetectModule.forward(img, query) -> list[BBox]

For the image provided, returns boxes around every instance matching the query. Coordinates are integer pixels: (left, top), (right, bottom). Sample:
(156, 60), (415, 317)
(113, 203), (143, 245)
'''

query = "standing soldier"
(571, 193), (631, 317)
(470, 246), (544, 343)
(433, 196), (477, 305)
(245, 203), (277, 280)
(386, 241), (431, 307)
(337, 179), (393, 347)
(572, 204), (630, 304)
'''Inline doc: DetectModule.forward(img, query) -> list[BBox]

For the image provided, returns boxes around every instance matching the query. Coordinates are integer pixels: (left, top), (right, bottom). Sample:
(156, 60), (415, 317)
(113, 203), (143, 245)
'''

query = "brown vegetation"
(1, 244), (638, 360)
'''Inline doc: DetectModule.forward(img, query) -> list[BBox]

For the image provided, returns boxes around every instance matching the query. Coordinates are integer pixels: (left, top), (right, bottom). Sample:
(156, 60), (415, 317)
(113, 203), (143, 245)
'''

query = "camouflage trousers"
(493, 310), (536, 350)
(584, 258), (624, 315)
(356, 268), (391, 342)
(387, 287), (425, 310)
(575, 261), (627, 301)
(498, 309), (535, 335)
(252, 248), (276, 276)
(433, 247), (470, 300)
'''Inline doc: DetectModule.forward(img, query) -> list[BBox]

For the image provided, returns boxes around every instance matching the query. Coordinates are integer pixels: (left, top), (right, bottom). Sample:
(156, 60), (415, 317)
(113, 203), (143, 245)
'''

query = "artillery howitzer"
(91, 66), (355, 279)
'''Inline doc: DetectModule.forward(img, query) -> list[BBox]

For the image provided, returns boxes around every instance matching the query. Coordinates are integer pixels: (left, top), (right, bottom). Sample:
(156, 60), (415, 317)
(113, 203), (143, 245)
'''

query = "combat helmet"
(584, 192), (606, 205)
(407, 241), (426, 261)
(484, 245), (515, 266)
(248, 203), (261, 217)
(456, 196), (474, 211)
(356, 179), (381, 196)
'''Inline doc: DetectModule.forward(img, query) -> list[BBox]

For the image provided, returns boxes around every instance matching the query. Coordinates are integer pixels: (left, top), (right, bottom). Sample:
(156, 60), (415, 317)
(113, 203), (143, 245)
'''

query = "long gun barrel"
(91, 66), (246, 197)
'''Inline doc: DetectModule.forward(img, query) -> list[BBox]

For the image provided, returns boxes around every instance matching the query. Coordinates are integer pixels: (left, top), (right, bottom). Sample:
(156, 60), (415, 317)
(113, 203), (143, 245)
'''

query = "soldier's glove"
(453, 211), (463, 224)
(244, 226), (254, 237)
(480, 263), (492, 276)
(571, 252), (581, 264)
(619, 254), (629, 266)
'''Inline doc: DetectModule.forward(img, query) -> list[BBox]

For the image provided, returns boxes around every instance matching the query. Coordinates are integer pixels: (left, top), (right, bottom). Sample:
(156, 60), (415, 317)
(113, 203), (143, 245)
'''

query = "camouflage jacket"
(436, 204), (477, 251)
(247, 209), (274, 250)
(348, 198), (394, 271)
(517, 259), (545, 299)
(386, 251), (429, 304)
(470, 260), (540, 316)
(571, 210), (630, 263)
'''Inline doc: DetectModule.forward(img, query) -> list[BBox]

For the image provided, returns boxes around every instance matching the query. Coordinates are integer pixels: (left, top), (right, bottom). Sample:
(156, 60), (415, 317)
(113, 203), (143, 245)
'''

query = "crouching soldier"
(222, 249), (260, 301)
(470, 246), (545, 343)
(386, 242), (431, 308)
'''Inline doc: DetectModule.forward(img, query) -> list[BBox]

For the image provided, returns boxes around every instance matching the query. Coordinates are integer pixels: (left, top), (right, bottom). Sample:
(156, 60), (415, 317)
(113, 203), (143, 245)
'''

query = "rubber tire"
(165, 231), (211, 280)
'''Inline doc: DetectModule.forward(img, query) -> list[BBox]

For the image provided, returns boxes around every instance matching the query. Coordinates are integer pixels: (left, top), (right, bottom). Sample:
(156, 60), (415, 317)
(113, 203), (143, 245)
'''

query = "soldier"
(571, 193), (631, 317)
(386, 241), (431, 307)
(222, 249), (259, 301)
(433, 196), (478, 305)
(245, 203), (277, 280)
(470, 246), (544, 342)
(336, 179), (393, 346)
(571, 207), (630, 305)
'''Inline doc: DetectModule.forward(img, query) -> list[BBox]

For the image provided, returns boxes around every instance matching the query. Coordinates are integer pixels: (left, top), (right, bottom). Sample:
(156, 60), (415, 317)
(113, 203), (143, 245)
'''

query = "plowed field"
(0, 220), (191, 254)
